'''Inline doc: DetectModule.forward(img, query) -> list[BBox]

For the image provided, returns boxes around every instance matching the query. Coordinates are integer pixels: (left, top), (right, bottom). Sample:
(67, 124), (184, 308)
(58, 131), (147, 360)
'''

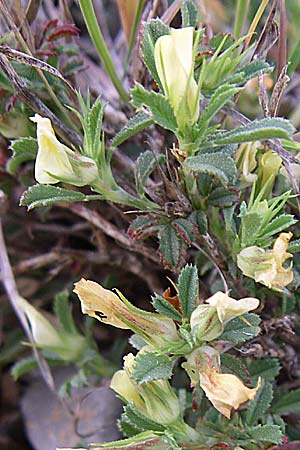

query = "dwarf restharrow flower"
(190, 292), (259, 343)
(31, 114), (98, 186)
(74, 279), (181, 348)
(111, 353), (181, 425)
(184, 346), (260, 419)
(237, 232), (293, 289)
(17, 296), (86, 361)
(154, 27), (199, 131)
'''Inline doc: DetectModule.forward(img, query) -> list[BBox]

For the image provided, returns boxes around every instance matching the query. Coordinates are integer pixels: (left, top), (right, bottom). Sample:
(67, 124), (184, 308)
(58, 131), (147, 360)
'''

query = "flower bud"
(190, 292), (259, 344)
(17, 296), (86, 361)
(256, 150), (282, 197)
(190, 304), (223, 342)
(31, 114), (98, 186)
(235, 142), (258, 188)
(154, 27), (199, 131)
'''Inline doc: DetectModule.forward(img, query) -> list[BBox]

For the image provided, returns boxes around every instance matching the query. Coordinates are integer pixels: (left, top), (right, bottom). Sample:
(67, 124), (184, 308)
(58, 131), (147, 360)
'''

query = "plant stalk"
(78, 0), (128, 102)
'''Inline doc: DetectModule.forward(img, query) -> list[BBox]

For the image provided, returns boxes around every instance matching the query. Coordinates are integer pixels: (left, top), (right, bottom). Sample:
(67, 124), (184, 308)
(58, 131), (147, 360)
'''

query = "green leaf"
(20, 184), (101, 210)
(208, 187), (238, 207)
(54, 290), (77, 334)
(256, 214), (297, 243)
(130, 83), (177, 131)
(226, 60), (273, 85)
(209, 118), (295, 145)
(197, 84), (241, 138)
(177, 264), (199, 318)
(184, 152), (237, 185)
(248, 425), (282, 444)
(248, 358), (281, 383)
(88, 96), (105, 160)
(240, 212), (263, 247)
(181, 0), (199, 27)
(132, 352), (172, 383)
(220, 353), (248, 383)
(272, 389), (300, 415)
(220, 313), (260, 343)
(289, 239), (300, 252)
(134, 150), (165, 196)
(11, 357), (37, 380)
(151, 294), (182, 321)
(188, 210), (208, 234)
(159, 220), (194, 271)
(7, 137), (37, 174)
(246, 381), (273, 426)
(141, 19), (170, 89)
(121, 405), (165, 434)
(110, 111), (153, 150)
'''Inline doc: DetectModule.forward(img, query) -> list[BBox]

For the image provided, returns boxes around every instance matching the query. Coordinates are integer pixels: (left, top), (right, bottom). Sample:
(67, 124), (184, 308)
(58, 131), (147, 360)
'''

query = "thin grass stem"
(78, 0), (128, 102)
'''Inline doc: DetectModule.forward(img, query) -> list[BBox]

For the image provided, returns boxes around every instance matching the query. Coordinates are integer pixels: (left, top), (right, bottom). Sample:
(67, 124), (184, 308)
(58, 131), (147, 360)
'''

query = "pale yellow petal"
(74, 279), (129, 329)
(206, 292), (259, 324)
(200, 370), (260, 418)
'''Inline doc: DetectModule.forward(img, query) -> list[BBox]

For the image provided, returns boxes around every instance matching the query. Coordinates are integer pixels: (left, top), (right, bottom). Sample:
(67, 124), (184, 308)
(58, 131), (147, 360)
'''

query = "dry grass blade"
(0, 192), (55, 392)
(25, 0), (42, 24)
(117, 0), (144, 43)
(277, 0), (287, 79)
(0, 45), (75, 94)
(245, 0), (273, 49)
(251, 0), (278, 59)
(269, 65), (289, 116)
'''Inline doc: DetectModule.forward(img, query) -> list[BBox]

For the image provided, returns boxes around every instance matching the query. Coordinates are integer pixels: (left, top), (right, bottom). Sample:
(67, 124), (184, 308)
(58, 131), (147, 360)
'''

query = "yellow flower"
(256, 150), (282, 196)
(111, 353), (181, 425)
(206, 292), (259, 324)
(235, 142), (258, 187)
(31, 114), (98, 186)
(74, 279), (181, 347)
(184, 346), (260, 419)
(154, 27), (199, 131)
(199, 369), (260, 419)
(237, 232), (293, 289)
(190, 292), (259, 343)
(17, 296), (85, 361)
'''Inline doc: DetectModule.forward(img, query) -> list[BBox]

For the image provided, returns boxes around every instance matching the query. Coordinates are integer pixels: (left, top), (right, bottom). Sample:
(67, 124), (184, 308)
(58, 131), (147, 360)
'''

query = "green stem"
(233, 0), (250, 38)
(78, 0), (128, 102)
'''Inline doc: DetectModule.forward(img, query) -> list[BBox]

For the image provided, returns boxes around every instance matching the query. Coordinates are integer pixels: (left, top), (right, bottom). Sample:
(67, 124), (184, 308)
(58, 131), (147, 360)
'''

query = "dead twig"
(0, 192), (55, 391)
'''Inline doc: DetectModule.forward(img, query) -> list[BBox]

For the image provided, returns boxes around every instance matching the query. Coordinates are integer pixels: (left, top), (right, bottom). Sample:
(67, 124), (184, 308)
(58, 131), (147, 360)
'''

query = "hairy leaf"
(135, 150), (165, 196)
(181, 0), (199, 27)
(7, 137), (37, 174)
(20, 184), (101, 210)
(272, 389), (300, 415)
(248, 425), (282, 444)
(133, 352), (172, 384)
(210, 118), (295, 145)
(220, 313), (260, 343)
(184, 152), (237, 185)
(246, 381), (273, 426)
(131, 83), (177, 131)
(177, 264), (199, 318)
(248, 358), (281, 382)
(220, 353), (248, 383)
(141, 19), (170, 89)
(151, 294), (182, 321)
(110, 111), (153, 150)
